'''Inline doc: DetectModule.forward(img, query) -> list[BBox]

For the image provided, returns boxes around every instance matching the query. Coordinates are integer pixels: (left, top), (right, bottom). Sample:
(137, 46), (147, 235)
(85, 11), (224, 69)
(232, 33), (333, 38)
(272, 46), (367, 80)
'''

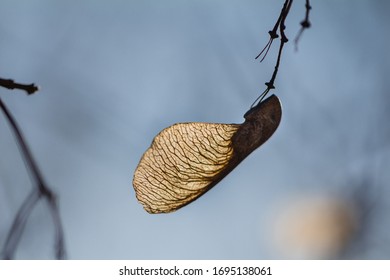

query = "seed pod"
(133, 94), (282, 213)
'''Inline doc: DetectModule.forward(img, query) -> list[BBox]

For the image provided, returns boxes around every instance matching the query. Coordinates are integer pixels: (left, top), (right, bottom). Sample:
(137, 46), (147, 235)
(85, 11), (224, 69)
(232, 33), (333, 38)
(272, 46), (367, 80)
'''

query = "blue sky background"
(0, 0), (389, 259)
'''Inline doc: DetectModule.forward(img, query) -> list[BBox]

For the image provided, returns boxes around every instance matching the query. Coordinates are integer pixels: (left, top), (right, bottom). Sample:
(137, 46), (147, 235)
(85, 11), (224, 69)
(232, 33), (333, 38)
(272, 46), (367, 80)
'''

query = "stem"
(0, 78), (39, 95)
(0, 97), (66, 259)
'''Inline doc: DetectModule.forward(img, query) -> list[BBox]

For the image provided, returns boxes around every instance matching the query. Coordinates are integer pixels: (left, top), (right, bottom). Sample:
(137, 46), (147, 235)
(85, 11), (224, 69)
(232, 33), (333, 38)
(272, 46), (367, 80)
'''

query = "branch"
(252, 0), (293, 107)
(255, 10), (282, 62)
(0, 96), (66, 259)
(252, 0), (312, 107)
(294, 0), (312, 50)
(1, 190), (40, 259)
(0, 77), (39, 95)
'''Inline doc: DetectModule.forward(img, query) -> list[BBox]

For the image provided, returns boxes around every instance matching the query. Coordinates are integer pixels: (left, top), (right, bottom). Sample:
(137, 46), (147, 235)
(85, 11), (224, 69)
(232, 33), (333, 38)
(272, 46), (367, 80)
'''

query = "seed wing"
(133, 122), (239, 213)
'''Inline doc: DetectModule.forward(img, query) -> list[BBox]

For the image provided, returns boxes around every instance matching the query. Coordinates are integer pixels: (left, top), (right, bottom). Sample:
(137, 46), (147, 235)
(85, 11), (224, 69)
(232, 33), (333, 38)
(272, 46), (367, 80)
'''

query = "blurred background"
(0, 0), (389, 259)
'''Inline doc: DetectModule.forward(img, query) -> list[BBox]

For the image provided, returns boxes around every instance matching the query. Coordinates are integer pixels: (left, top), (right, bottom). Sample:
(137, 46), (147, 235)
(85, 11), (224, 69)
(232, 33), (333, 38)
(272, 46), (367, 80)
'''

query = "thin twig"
(46, 195), (66, 259)
(252, 0), (293, 107)
(0, 77), (39, 95)
(294, 0), (312, 51)
(1, 190), (41, 259)
(0, 96), (66, 259)
(252, 0), (312, 107)
(265, 0), (292, 91)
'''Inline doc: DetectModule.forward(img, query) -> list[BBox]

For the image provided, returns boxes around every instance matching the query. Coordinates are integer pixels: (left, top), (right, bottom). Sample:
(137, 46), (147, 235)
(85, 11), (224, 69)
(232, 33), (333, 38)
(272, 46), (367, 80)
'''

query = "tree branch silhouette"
(0, 77), (39, 95)
(252, 0), (311, 107)
(294, 0), (312, 50)
(0, 79), (66, 259)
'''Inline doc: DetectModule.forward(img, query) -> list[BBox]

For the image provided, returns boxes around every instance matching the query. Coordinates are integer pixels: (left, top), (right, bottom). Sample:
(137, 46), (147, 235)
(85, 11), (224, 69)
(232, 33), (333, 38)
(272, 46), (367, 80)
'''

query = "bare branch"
(1, 190), (40, 259)
(294, 0), (312, 50)
(252, 0), (312, 107)
(0, 77), (39, 95)
(0, 97), (66, 259)
(252, 0), (294, 107)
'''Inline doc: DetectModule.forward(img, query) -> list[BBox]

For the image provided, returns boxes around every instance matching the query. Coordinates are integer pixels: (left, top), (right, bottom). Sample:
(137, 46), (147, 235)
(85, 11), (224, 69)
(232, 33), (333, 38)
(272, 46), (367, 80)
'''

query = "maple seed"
(133, 94), (282, 213)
